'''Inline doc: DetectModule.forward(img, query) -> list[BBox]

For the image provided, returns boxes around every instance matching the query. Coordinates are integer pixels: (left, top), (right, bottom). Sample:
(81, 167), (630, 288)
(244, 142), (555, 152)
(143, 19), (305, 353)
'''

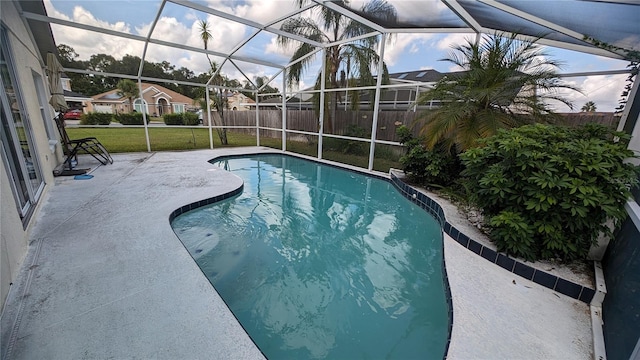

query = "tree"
(199, 19), (228, 145)
(116, 79), (140, 113)
(416, 33), (580, 152)
(244, 76), (279, 101)
(57, 44), (79, 64)
(581, 101), (597, 112)
(277, 0), (397, 133)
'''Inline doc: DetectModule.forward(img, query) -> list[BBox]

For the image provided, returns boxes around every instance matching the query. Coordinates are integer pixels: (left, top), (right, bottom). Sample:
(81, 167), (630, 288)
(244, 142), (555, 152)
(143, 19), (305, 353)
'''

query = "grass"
(67, 127), (402, 173)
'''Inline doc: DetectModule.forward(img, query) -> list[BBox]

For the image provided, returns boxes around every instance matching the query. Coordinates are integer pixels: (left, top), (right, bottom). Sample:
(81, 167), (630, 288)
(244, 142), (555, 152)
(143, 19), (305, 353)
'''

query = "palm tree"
(416, 33), (580, 151)
(116, 79), (139, 113)
(199, 19), (228, 145)
(277, 0), (396, 133)
(581, 101), (597, 112)
(244, 76), (279, 101)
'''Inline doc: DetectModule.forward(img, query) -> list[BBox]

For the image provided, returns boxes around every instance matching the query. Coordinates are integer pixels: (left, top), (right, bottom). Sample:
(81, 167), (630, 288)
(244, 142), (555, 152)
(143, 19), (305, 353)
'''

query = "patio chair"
(53, 113), (113, 176)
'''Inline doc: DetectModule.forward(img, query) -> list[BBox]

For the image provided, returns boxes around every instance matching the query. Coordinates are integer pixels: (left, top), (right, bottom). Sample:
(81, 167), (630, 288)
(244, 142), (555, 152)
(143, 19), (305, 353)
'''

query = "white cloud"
(233, 0), (299, 25)
(46, 1), (144, 62)
(555, 74), (627, 112)
(384, 33), (434, 66)
(436, 33), (473, 51)
(265, 35), (299, 59)
(45, 0), (253, 77)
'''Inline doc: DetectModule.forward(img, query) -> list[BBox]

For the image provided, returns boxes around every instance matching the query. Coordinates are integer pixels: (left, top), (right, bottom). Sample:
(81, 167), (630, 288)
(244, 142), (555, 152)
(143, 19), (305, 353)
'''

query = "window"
(133, 98), (147, 113)
(1, 26), (45, 222)
(416, 71), (427, 78)
(32, 70), (57, 151)
(172, 104), (184, 113)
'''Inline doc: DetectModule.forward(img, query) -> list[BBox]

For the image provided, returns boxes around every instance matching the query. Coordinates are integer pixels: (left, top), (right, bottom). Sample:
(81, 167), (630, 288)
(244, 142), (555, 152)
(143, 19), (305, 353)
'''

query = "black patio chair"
(53, 113), (113, 176)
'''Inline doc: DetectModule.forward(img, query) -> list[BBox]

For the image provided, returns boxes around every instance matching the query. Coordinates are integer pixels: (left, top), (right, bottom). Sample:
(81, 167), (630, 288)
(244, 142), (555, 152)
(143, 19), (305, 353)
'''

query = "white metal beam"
(368, 33), (387, 171)
(169, 0), (324, 48)
(318, 48), (326, 159)
(314, 0), (387, 34)
(138, 0), (167, 79)
(478, 0), (630, 59)
(22, 11), (285, 69)
(225, 3), (317, 59)
(441, 0), (483, 33)
(325, 31), (380, 48)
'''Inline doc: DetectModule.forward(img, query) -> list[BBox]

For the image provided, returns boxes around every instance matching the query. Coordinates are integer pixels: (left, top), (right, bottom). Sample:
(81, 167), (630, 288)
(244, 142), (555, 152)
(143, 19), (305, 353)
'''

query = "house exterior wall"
(1, 1), (60, 308)
(87, 101), (120, 114)
(142, 92), (172, 116)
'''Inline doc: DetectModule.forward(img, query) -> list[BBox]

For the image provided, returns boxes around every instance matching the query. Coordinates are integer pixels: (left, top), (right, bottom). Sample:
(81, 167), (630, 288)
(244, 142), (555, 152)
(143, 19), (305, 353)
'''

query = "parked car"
(63, 109), (83, 120)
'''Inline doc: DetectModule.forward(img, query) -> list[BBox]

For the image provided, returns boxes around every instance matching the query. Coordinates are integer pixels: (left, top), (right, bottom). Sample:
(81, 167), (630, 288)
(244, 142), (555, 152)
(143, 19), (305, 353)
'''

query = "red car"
(63, 109), (83, 120)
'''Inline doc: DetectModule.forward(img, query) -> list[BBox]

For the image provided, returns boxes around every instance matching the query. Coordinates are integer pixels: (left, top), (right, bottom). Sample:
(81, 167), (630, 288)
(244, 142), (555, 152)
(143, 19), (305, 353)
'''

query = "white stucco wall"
(1, 0), (60, 308)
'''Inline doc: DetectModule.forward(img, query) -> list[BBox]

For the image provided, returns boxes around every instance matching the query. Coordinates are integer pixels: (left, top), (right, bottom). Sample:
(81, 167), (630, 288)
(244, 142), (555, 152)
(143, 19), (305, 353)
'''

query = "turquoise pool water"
(171, 155), (449, 359)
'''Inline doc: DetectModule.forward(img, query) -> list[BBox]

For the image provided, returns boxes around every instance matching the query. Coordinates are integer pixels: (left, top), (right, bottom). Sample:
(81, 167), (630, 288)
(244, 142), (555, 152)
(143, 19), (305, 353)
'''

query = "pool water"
(171, 155), (449, 359)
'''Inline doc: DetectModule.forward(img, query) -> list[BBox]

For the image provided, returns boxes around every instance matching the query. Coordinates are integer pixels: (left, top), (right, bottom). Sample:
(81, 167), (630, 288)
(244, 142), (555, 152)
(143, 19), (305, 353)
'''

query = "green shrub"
(323, 125), (369, 155)
(461, 123), (639, 261)
(163, 113), (183, 125)
(397, 125), (463, 187)
(80, 112), (112, 125)
(182, 112), (200, 126)
(115, 112), (147, 125)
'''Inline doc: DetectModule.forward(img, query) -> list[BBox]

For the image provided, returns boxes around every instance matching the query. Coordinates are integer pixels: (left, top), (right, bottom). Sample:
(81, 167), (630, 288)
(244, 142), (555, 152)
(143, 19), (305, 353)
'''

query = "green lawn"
(67, 127), (402, 173)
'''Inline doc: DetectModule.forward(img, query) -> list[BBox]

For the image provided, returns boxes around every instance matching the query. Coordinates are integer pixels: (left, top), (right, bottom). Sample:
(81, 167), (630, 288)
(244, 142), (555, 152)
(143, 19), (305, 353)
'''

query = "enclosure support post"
(282, 69), (287, 151)
(136, 80), (151, 152)
(414, 85), (419, 112)
(206, 86), (213, 149)
(255, 92), (260, 146)
(318, 48), (327, 160)
(368, 33), (386, 171)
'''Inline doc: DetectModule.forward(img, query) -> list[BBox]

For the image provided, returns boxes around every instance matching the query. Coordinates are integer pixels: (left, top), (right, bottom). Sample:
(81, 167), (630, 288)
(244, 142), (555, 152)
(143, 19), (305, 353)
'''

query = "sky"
(44, 0), (631, 112)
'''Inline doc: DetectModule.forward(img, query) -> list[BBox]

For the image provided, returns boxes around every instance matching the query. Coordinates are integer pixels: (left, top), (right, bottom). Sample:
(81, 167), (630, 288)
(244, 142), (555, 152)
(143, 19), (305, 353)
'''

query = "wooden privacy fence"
(205, 110), (422, 142)
(204, 110), (619, 143)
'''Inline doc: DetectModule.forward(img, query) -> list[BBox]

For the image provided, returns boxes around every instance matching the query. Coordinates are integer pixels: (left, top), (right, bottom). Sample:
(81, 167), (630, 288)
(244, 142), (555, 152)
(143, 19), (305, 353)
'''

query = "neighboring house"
(260, 95), (314, 110)
(225, 91), (255, 111)
(262, 70), (444, 111)
(1, 0), (65, 308)
(370, 69), (445, 110)
(61, 73), (91, 111)
(88, 83), (197, 116)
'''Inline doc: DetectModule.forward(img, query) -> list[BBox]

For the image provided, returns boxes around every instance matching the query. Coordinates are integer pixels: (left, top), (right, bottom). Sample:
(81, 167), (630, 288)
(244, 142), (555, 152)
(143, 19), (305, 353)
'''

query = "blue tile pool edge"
(389, 171), (596, 305)
(169, 153), (453, 360)
(169, 183), (244, 223)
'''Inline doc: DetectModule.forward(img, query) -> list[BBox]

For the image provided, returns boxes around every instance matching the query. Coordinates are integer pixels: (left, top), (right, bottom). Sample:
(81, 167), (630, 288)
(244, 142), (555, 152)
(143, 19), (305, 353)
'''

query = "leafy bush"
(80, 112), (112, 125)
(163, 113), (183, 125)
(323, 125), (369, 155)
(461, 123), (639, 261)
(342, 124), (368, 155)
(397, 125), (463, 187)
(163, 113), (199, 126)
(182, 112), (200, 126)
(115, 112), (147, 125)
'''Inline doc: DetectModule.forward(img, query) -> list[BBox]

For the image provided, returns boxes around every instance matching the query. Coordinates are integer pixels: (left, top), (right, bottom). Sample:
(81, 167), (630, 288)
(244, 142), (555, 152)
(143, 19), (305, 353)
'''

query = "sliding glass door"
(1, 26), (45, 221)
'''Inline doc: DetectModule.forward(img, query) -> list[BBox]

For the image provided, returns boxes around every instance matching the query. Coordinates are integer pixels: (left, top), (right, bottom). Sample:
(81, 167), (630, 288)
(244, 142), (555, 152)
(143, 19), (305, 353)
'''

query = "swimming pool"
(171, 154), (449, 359)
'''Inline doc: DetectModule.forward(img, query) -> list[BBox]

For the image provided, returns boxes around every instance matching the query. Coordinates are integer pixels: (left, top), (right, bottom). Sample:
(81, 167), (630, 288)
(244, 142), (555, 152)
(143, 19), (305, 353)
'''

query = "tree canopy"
(416, 33), (580, 152)
(277, 0), (396, 132)
(57, 44), (231, 99)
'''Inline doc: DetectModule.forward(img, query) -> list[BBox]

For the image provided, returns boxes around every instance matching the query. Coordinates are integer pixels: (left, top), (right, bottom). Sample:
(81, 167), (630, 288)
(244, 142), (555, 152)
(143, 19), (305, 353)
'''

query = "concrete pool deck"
(1, 148), (592, 359)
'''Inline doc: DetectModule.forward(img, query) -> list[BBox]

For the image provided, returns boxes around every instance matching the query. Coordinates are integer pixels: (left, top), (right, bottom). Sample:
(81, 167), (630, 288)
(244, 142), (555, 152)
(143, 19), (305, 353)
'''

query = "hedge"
(80, 112), (112, 125)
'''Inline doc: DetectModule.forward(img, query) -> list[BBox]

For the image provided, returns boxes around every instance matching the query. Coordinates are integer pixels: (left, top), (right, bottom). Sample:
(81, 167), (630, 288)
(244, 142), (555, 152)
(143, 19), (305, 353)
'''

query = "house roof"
(92, 83), (194, 104)
(388, 70), (445, 83)
(63, 89), (91, 100)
